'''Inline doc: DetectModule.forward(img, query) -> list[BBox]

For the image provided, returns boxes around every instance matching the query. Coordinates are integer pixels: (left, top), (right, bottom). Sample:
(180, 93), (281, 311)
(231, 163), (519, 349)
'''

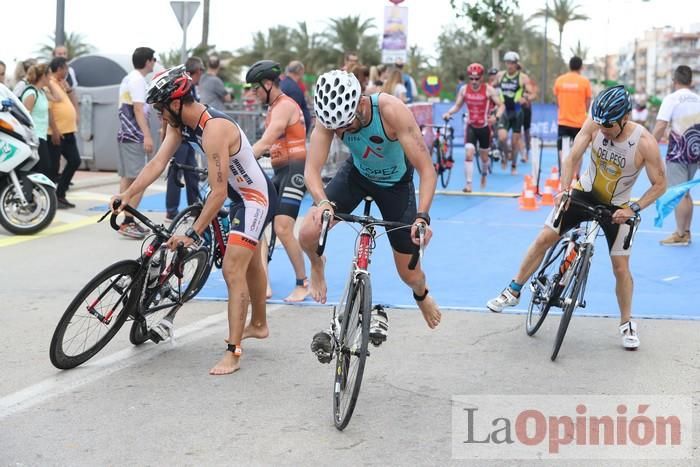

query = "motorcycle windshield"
(0, 83), (34, 129)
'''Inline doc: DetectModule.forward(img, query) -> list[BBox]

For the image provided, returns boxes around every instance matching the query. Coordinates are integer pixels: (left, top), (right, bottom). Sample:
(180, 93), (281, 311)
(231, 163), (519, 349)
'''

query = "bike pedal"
(149, 330), (163, 344)
(580, 300), (586, 308)
(370, 338), (384, 347)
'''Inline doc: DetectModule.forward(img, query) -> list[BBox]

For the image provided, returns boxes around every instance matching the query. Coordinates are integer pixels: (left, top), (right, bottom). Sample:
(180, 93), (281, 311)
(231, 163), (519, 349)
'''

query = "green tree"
(37, 32), (94, 60)
(322, 15), (381, 68)
(531, 0), (589, 58)
(289, 21), (333, 75)
(450, 0), (520, 67)
(236, 26), (296, 68)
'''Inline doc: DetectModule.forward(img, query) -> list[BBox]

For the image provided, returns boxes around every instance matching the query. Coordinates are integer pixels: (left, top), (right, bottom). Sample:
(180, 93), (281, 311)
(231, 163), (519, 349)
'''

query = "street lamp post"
(541, 1), (549, 103)
(55, 0), (65, 46)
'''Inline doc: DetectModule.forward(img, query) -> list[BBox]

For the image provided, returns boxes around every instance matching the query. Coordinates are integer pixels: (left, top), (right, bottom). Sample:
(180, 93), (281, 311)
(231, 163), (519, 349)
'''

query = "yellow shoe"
(659, 231), (690, 246)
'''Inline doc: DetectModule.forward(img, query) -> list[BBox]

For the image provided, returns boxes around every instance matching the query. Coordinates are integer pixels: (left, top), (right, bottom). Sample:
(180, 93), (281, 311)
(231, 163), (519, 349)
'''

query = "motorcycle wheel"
(0, 178), (57, 235)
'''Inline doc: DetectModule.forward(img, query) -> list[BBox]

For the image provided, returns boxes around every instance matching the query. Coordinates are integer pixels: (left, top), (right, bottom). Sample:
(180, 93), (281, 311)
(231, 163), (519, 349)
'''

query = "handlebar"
(553, 193), (639, 250)
(167, 160), (208, 187)
(316, 209), (425, 270)
(99, 199), (169, 240)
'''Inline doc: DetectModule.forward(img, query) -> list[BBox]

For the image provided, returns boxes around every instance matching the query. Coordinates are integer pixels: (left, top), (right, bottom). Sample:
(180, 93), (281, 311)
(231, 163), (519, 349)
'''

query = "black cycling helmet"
(591, 85), (632, 136)
(146, 65), (193, 105)
(245, 60), (281, 104)
(146, 65), (193, 127)
(488, 67), (499, 76)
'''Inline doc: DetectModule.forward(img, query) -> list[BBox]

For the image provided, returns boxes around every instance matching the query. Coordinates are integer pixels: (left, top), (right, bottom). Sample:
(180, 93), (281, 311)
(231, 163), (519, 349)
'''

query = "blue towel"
(654, 178), (700, 227)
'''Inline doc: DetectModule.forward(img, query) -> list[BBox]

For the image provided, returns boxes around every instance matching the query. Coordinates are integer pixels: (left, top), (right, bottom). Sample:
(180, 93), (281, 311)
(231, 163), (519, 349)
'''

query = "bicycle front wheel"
(333, 273), (371, 431)
(129, 248), (210, 345)
(169, 205), (216, 301)
(526, 239), (567, 336)
(49, 260), (140, 369)
(551, 246), (591, 361)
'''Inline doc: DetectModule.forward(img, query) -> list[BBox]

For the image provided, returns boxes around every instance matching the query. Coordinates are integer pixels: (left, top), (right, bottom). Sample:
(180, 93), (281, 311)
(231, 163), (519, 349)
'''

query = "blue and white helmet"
(591, 85), (632, 124)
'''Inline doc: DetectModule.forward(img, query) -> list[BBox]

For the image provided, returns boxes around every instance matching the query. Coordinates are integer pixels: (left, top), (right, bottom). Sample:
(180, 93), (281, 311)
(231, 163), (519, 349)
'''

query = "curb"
(71, 173), (121, 190)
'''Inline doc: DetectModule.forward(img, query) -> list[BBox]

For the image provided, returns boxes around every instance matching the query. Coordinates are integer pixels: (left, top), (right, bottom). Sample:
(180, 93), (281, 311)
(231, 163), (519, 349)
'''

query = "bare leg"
(498, 129), (509, 170)
(464, 144), (475, 192)
(259, 234), (273, 298)
(243, 241), (270, 339)
(393, 250), (441, 329)
(611, 255), (633, 324)
(210, 242), (255, 375)
(513, 227), (561, 287)
(674, 193), (693, 235)
(511, 133), (522, 175)
(274, 215), (309, 302)
(299, 207), (328, 303)
(479, 148), (490, 189)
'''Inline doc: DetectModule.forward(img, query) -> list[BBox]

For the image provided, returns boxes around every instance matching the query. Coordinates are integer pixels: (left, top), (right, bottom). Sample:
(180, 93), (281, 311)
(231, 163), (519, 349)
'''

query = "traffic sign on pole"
(170, 1), (200, 64)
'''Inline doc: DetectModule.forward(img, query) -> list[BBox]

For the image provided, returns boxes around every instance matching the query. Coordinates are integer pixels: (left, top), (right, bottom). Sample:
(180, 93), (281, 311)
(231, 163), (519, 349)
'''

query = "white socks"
(465, 159), (474, 184)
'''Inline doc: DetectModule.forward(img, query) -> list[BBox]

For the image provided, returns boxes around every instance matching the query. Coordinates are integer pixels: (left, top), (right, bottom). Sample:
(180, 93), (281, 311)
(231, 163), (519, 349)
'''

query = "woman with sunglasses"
(487, 85), (666, 351)
(443, 62), (504, 192)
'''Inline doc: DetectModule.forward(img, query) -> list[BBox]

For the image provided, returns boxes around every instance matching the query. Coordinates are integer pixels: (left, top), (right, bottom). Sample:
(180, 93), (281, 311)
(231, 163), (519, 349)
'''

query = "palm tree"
(289, 21), (332, 74)
(37, 32), (94, 60)
(323, 15), (380, 67)
(235, 26), (296, 68)
(531, 0), (589, 58)
(569, 40), (589, 62)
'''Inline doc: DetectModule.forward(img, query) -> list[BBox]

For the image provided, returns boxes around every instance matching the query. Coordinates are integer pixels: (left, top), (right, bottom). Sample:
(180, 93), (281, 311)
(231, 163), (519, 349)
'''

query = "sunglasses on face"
(469, 77), (481, 81)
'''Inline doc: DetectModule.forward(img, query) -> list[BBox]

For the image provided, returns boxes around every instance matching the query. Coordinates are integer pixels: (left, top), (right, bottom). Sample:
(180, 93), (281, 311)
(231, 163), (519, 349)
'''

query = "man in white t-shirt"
(652, 65), (700, 246)
(116, 46), (156, 239)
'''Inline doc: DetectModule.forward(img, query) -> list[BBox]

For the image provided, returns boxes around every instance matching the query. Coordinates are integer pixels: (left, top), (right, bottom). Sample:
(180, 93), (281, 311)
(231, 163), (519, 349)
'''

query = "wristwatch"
(185, 227), (202, 243)
(629, 202), (641, 214)
(415, 212), (431, 226)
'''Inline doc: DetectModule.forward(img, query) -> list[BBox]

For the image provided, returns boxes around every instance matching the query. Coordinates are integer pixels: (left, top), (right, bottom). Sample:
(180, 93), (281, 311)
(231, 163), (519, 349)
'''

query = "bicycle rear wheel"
(169, 205), (216, 301)
(49, 260), (140, 369)
(129, 248), (210, 345)
(333, 273), (371, 431)
(440, 158), (452, 188)
(551, 246), (591, 361)
(526, 239), (567, 336)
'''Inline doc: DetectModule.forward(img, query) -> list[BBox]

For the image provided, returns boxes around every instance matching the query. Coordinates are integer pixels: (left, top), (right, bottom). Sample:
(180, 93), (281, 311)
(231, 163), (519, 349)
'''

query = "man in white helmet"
(496, 51), (535, 174)
(299, 70), (441, 360)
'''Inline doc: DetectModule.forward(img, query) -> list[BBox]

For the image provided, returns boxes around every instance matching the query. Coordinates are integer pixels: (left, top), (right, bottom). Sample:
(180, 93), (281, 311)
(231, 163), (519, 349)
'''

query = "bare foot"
(284, 285), (309, 302)
(266, 284), (272, 299)
(242, 323), (269, 340)
(510, 167), (517, 175)
(209, 351), (241, 375)
(480, 175), (487, 189)
(309, 257), (327, 304)
(417, 294), (441, 329)
(462, 183), (472, 193)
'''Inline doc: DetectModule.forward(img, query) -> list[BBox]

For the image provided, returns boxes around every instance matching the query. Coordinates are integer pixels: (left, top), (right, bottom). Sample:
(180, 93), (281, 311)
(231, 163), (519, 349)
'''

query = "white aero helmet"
(503, 51), (520, 63)
(314, 70), (361, 130)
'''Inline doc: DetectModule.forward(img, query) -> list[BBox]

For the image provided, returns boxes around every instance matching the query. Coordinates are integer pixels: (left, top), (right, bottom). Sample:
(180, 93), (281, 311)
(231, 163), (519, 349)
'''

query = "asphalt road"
(0, 174), (698, 466)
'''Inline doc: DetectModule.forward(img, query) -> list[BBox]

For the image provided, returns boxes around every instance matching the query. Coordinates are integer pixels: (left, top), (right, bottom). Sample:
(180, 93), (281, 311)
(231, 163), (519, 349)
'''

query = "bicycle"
(525, 193), (639, 361)
(49, 202), (209, 370)
(422, 118), (454, 189)
(167, 160), (232, 301)
(314, 196), (424, 430)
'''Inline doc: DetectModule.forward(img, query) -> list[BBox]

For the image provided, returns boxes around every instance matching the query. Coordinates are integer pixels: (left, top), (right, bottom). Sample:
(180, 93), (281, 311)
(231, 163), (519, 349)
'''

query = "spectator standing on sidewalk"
(165, 56), (205, 222)
(47, 57), (80, 209)
(652, 65), (700, 246)
(20, 64), (52, 178)
(12, 58), (37, 97)
(116, 47), (157, 239)
(281, 60), (312, 136)
(52, 45), (79, 118)
(199, 55), (231, 110)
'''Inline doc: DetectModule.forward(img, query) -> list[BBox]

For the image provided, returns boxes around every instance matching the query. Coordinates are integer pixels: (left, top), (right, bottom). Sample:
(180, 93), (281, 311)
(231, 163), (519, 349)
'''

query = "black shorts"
(324, 160), (418, 255)
(498, 110), (524, 133)
(466, 125), (491, 149)
(557, 125), (581, 151)
(271, 161), (306, 219)
(522, 105), (532, 130)
(544, 190), (636, 256)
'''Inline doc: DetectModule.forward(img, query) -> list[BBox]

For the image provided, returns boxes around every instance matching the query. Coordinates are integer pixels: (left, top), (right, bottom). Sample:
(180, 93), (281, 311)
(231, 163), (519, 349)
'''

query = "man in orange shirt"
(553, 56), (592, 166)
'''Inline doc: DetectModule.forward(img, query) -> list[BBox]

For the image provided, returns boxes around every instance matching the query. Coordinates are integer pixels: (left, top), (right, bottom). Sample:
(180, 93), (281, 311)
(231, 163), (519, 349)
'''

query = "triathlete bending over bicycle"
(111, 66), (277, 375)
(496, 51), (535, 175)
(443, 62), (504, 192)
(298, 70), (441, 350)
(486, 85), (666, 350)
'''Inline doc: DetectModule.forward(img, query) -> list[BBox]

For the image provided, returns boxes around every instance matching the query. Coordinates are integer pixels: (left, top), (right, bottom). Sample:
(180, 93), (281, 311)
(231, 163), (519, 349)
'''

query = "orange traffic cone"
(545, 168), (559, 191)
(520, 189), (538, 211)
(541, 184), (555, 206)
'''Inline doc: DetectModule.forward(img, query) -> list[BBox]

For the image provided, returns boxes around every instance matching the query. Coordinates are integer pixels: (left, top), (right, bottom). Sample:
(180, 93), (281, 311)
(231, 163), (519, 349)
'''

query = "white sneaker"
(486, 288), (520, 313)
(619, 321), (639, 350)
(151, 317), (175, 345)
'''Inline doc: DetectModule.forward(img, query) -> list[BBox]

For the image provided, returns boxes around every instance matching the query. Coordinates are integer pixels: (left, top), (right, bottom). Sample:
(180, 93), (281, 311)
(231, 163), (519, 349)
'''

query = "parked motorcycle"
(0, 83), (57, 235)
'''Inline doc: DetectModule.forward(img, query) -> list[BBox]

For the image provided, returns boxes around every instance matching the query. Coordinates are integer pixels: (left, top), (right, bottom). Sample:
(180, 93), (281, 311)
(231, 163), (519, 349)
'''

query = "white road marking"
(0, 311), (231, 420)
(662, 276), (680, 282)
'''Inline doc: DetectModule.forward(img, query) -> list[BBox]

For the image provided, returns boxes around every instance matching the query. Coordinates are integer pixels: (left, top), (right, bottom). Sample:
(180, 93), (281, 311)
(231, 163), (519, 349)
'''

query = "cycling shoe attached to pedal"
(369, 305), (388, 346)
(310, 330), (334, 363)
